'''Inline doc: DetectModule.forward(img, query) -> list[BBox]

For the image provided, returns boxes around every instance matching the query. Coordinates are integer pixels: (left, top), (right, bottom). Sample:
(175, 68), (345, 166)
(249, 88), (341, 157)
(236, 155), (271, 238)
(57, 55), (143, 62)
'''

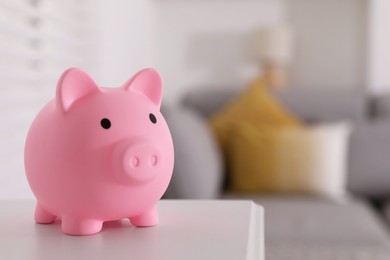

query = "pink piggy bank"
(24, 68), (174, 235)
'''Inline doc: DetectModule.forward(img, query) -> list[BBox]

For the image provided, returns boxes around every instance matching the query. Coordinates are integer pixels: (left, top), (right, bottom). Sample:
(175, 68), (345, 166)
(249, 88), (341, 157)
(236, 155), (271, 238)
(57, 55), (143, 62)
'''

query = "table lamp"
(249, 26), (294, 89)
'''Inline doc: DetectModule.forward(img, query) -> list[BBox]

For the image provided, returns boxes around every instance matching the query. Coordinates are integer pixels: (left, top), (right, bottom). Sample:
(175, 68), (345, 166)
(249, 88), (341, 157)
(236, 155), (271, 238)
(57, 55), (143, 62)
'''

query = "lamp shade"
(250, 26), (294, 66)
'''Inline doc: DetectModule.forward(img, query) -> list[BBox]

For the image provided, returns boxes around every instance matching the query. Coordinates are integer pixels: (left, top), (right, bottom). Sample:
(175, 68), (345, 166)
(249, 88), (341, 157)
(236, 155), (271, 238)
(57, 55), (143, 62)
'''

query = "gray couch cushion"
(182, 87), (367, 124)
(224, 195), (390, 259)
(373, 94), (390, 120)
(348, 122), (390, 197)
(274, 90), (367, 123)
(383, 200), (390, 226)
(162, 106), (223, 199)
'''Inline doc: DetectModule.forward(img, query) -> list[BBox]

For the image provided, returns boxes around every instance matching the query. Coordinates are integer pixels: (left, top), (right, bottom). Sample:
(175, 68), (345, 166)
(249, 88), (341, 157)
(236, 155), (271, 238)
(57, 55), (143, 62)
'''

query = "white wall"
(95, 0), (155, 87)
(151, 0), (370, 103)
(367, 0), (390, 94)
(153, 0), (286, 104)
(285, 0), (368, 90)
(93, 0), (370, 103)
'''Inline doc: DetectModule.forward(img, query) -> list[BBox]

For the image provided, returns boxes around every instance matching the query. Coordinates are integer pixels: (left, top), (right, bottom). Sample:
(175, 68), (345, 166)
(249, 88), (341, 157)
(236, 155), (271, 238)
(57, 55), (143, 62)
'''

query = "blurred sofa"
(163, 87), (390, 259)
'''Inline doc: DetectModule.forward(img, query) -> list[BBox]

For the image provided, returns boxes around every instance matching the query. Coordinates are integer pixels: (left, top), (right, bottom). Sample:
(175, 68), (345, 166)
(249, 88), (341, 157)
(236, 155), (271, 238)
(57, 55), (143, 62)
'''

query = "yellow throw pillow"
(209, 78), (301, 158)
(229, 122), (351, 198)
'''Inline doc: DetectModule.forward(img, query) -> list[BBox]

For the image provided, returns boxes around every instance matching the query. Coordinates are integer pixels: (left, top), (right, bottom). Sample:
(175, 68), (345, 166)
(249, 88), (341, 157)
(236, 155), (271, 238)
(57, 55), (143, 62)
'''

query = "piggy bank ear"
(56, 68), (101, 113)
(123, 68), (162, 107)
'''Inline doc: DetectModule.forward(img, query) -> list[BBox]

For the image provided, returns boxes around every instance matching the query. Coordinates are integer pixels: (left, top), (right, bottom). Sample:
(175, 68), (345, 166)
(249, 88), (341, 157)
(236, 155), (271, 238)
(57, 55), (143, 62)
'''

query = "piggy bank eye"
(149, 113), (157, 124)
(100, 118), (111, 129)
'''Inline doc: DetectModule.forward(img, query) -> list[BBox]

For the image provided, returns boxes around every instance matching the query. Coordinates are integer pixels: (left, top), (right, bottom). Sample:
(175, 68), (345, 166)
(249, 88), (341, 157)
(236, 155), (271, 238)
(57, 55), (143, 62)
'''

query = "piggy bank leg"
(35, 203), (56, 224)
(129, 205), (159, 227)
(61, 216), (103, 236)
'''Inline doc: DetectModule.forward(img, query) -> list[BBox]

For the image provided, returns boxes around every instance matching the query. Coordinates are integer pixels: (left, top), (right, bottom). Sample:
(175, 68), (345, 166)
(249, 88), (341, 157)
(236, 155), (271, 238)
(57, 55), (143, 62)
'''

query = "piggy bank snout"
(112, 140), (163, 184)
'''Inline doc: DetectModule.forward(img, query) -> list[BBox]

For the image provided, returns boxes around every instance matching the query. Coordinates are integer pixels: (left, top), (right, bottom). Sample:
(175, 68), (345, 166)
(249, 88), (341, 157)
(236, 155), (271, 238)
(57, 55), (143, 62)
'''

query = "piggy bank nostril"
(130, 157), (140, 167)
(150, 155), (158, 166)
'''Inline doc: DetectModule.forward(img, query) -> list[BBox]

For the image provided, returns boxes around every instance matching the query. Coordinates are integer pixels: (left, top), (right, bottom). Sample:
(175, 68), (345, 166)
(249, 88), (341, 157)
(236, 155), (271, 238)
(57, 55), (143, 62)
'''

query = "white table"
(0, 200), (264, 260)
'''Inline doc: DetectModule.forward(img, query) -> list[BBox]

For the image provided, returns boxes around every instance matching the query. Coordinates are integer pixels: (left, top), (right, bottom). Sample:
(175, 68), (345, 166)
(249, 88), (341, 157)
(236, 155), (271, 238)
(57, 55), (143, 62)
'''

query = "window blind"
(0, 0), (97, 198)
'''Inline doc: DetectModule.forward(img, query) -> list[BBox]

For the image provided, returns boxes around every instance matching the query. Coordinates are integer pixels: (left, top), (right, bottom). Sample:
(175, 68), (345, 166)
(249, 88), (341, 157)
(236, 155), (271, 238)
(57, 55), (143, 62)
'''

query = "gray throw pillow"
(162, 106), (223, 199)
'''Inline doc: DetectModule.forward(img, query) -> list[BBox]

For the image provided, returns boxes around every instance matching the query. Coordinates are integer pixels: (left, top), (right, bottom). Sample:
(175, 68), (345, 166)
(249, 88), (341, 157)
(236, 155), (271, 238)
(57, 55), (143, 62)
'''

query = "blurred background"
(5, 0), (390, 258)
(3, 0), (386, 198)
